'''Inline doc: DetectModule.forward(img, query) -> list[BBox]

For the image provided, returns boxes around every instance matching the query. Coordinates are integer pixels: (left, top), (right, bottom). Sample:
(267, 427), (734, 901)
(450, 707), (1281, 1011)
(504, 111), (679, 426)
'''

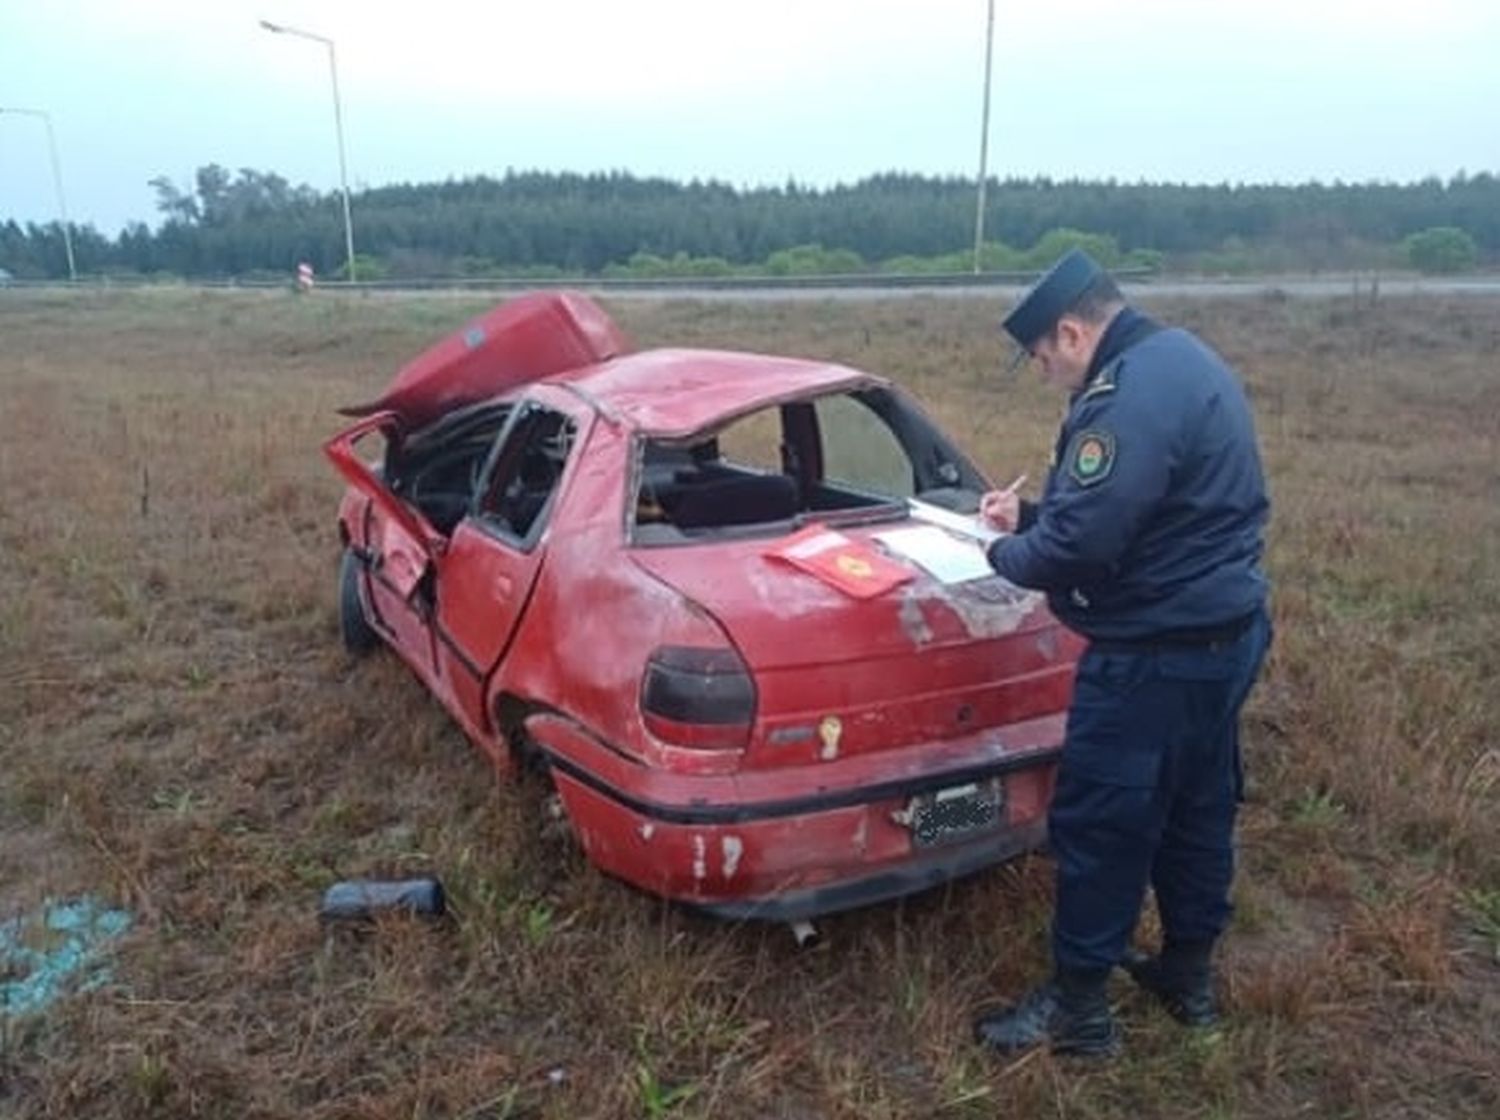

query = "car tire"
(339, 549), (381, 656)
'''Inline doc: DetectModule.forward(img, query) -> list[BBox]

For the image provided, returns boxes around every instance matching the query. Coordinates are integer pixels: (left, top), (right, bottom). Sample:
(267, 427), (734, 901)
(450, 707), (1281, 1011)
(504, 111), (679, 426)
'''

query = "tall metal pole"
(1, 106), (77, 281)
(324, 39), (356, 283)
(260, 21), (357, 282)
(972, 0), (996, 275)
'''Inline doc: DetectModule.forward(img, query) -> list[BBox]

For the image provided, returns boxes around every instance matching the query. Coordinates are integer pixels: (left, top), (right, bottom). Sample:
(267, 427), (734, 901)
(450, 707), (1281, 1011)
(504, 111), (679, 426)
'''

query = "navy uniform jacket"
(987, 308), (1269, 641)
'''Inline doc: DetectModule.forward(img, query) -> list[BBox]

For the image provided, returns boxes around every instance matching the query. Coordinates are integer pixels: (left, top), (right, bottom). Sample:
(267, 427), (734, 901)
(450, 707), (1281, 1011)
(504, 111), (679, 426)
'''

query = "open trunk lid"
(341, 291), (629, 430)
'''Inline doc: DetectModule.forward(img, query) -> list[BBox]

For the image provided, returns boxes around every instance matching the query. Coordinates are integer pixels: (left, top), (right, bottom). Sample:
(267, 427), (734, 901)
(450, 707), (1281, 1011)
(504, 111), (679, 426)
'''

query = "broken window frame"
(626, 386), (988, 547)
(383, 399), (516, 535)
(471, 400), (577, 552)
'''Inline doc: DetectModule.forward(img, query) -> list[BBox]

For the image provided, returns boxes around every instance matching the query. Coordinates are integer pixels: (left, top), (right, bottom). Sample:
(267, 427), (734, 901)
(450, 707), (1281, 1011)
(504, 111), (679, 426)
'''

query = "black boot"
(1121, 940), (1218, 1026)
(973, 969), (1120, 1057)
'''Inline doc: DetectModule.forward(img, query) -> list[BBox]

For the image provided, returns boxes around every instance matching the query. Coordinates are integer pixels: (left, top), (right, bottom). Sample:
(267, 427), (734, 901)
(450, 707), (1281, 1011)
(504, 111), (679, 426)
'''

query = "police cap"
(1002, 248), (1108, 350)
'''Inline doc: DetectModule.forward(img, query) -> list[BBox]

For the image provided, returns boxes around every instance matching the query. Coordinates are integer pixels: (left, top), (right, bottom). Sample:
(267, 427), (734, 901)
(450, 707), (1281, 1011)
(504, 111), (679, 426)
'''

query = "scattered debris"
(1, 896), (132, 1019)
(789, 920), (819, 949)
(319, 878), (447, 922)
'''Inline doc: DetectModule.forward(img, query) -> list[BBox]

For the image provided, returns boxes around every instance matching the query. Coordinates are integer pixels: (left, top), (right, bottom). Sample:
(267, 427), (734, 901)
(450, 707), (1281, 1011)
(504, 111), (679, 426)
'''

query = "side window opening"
(476, 405), (575, 546)
(714, 408), (782, 473)
(386, 401), (513, 534)
(813, 392), (916, 501)
(836, 388), (989, 514)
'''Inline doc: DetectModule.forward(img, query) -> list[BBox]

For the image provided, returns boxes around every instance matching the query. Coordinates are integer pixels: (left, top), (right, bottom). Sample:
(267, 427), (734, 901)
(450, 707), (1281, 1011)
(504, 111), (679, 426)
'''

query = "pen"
(1001, 472), (1028, 495)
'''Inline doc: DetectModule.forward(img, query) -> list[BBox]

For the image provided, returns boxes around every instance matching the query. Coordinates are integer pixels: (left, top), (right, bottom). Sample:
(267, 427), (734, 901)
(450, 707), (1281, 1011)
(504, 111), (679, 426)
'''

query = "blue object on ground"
(320, 877), (447, 921)
(1, 897), (132, 1019)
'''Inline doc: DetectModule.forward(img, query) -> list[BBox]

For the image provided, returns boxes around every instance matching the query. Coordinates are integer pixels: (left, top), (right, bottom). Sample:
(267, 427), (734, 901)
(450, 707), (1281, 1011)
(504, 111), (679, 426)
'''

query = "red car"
(327, 292), (1079, 921)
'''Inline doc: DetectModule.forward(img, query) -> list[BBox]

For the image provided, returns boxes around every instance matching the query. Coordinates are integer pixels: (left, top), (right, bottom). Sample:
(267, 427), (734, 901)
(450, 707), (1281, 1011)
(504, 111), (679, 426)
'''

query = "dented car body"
(327, 292), (1080, 920)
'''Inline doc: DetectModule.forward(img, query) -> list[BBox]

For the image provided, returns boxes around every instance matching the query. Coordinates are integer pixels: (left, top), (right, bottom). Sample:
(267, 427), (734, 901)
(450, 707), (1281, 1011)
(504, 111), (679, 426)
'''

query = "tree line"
(2, 167), (1495, 280)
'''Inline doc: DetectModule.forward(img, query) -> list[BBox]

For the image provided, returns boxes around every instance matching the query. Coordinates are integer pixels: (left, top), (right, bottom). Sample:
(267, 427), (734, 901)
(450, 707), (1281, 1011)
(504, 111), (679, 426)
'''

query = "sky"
(2, 0), (1496, 234)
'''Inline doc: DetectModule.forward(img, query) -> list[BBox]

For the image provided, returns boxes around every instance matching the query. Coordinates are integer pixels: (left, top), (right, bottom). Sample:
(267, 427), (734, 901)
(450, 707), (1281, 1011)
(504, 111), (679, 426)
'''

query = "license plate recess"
(908, 779), (1005, 848)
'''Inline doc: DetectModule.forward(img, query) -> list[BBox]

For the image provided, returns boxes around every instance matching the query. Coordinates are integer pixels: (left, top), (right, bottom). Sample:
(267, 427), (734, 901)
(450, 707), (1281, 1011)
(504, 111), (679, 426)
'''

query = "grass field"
(1, 288), (1497, 1118)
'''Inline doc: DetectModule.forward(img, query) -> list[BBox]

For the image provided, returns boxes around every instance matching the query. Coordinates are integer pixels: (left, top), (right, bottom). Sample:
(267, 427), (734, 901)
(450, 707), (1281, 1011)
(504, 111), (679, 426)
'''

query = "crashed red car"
(327, 292), (1080, 920)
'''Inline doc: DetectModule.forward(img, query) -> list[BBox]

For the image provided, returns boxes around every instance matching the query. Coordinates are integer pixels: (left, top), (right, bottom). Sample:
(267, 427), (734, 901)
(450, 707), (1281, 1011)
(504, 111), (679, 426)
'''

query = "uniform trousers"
(1048, 608), (1272, 973)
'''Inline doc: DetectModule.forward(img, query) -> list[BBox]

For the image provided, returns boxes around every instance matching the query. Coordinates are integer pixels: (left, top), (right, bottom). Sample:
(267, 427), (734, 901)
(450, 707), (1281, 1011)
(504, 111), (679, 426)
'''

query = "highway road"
(599, 276), (1500, 301)
(9, 275), (1500, 300)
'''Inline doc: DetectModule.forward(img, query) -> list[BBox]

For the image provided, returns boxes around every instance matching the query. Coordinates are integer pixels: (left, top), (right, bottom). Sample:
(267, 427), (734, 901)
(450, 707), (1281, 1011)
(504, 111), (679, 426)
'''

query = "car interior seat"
(668, 473), (799, 529)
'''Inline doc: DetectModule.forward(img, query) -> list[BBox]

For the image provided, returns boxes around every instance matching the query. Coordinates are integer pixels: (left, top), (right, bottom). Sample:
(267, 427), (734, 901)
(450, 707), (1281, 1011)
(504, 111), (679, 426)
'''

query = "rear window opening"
(630, 387), (988, 545)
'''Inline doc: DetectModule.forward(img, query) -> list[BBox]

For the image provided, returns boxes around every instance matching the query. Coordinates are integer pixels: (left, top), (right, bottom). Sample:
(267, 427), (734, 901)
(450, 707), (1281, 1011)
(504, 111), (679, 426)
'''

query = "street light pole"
(972, 0), (996, 275)
(259, 20), (357, 282)
(0, 106), (77, 281)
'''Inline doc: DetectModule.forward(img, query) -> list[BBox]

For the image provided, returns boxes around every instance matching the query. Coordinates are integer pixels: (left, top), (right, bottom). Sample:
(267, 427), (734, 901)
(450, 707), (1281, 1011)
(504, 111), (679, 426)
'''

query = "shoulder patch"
(1066, 429), (1116, 486)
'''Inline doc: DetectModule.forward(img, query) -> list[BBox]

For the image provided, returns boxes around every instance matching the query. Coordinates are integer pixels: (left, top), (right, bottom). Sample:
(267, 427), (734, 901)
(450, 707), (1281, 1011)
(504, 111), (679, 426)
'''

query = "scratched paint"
(721, 836), (744, 879)
(692, 834), (707, 881)
(920, 580), (1041, 641)
(898, 594), (936, 646)
(851, 814), (870, 854)
(1, 897), (132, 1019)
(740, 554), (840, 621)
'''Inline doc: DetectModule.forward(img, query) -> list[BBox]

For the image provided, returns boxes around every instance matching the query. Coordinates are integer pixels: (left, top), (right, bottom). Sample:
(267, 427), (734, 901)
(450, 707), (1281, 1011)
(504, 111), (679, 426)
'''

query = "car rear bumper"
(687, 819), (1048, 922)
(526, 711), (1062, 920)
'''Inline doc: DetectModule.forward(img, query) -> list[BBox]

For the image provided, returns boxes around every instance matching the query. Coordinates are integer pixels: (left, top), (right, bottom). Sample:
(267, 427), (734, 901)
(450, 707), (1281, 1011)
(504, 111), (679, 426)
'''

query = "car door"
(432, 396), (589, 731)
(325, 413), (443, 680)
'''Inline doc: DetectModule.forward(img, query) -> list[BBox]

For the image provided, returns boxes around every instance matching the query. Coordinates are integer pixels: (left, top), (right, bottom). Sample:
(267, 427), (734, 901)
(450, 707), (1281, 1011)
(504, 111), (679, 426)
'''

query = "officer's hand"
(979, 488), (1021, 531)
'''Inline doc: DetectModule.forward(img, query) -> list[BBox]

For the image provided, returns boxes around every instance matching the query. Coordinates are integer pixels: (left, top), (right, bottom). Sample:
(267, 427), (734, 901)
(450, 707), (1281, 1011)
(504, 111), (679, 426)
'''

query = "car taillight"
(641, 645), (755, 750)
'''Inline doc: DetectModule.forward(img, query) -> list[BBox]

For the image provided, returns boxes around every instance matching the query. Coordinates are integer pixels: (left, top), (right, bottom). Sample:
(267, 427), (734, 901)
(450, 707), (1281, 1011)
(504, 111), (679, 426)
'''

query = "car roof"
(556, 348), (883, 438)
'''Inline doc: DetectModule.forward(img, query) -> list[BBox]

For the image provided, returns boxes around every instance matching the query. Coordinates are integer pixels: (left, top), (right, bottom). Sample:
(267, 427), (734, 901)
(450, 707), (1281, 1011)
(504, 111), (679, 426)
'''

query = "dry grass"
(1, 287), (1497, 1118)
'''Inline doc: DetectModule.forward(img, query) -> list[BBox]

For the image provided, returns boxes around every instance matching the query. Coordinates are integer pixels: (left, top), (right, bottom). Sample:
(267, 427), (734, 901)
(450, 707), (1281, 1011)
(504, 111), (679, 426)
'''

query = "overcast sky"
(3, 0), (1496, 234)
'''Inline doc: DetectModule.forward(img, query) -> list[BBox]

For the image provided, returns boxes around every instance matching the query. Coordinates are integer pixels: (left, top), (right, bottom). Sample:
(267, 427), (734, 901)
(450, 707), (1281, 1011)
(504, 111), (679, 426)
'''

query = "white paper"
(907, 499), (1002, 545)
(873, 525), (995, 584)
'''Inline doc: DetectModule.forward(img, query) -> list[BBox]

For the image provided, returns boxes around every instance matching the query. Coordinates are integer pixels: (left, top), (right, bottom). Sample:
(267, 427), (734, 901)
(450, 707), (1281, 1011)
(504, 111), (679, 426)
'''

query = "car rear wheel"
(339, 549), (380, 655)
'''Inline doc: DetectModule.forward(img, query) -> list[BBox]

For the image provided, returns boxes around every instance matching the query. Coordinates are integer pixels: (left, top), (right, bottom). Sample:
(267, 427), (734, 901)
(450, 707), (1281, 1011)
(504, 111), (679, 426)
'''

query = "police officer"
(973, 250), (1272, 1057)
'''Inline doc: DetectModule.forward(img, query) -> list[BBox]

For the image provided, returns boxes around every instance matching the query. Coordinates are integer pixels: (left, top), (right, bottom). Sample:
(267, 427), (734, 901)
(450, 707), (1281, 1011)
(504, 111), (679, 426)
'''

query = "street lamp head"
(259, 19), (331, 45)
